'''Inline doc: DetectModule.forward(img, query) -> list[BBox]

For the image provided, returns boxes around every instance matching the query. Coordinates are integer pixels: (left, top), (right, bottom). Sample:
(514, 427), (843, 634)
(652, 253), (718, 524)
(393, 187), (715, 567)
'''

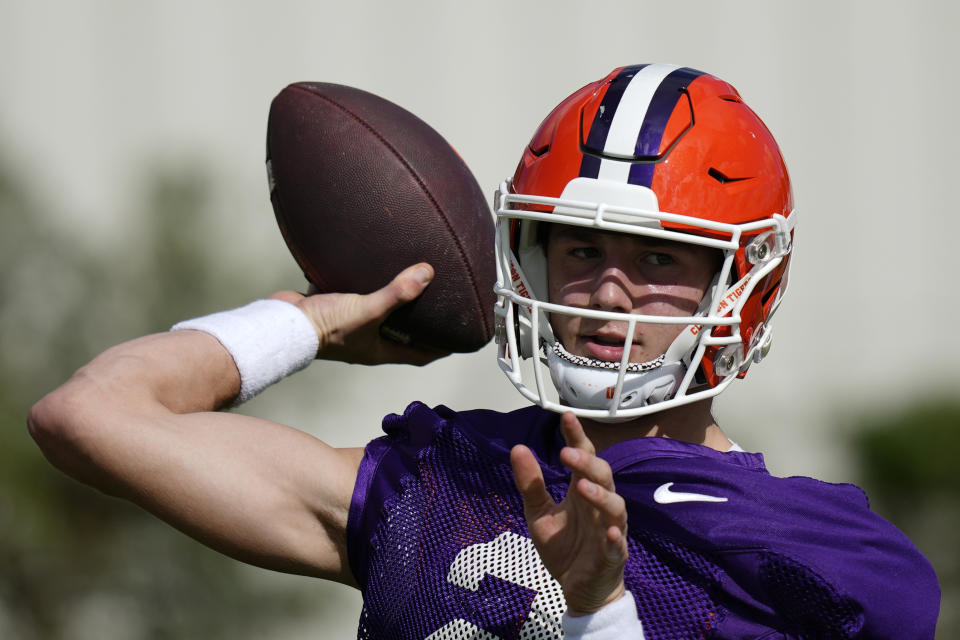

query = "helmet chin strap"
(545, 343), (684, 417)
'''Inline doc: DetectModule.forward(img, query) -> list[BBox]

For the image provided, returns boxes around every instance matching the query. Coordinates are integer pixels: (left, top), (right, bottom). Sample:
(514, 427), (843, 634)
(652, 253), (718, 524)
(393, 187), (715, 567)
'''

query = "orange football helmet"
(494, 63), (796, 420)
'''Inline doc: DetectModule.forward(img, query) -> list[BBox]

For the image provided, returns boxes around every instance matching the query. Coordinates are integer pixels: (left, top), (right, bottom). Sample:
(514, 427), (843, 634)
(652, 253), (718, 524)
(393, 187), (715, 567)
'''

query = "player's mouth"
(580, 331), (642, 363)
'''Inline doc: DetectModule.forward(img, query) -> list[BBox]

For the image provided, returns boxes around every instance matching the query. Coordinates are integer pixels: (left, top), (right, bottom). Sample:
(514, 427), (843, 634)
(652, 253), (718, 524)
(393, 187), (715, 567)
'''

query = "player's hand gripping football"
(511, 412), (628, 616)
(270, 263), (448, 366)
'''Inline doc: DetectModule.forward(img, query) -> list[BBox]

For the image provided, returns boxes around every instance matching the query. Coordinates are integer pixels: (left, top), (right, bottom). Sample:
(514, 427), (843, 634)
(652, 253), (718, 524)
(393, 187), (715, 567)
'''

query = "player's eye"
(569, 246), (601, 260)
(643, 252), (675, 266)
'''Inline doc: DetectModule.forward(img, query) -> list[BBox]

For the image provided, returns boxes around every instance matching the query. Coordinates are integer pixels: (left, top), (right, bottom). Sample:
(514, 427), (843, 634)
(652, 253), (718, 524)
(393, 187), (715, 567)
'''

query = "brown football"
(266, 82), (495, 353)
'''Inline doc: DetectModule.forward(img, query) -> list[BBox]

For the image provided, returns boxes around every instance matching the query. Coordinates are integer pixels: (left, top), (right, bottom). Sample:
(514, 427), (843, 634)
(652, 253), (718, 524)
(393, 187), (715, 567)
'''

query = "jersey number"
(425, 532), (566, 640)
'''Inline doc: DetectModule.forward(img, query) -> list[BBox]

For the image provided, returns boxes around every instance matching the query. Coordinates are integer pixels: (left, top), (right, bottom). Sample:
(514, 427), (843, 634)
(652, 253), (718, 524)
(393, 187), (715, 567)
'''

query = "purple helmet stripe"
(578, 64), (649, 179)
(628, 67), (705, 187)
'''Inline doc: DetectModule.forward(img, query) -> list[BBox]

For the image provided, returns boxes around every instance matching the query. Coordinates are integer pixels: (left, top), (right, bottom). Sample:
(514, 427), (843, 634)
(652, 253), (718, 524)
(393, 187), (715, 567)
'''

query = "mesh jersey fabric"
(347, 402), (939, 639)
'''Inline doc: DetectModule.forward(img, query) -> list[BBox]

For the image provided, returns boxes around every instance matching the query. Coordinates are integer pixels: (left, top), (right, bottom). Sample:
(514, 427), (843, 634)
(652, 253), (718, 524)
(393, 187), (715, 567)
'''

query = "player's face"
(546, 225), (718, 363)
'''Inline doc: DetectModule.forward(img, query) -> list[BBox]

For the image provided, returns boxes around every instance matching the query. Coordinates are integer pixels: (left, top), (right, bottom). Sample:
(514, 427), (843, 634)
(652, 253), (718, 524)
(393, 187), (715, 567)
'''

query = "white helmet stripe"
(597, 63), (681, 184)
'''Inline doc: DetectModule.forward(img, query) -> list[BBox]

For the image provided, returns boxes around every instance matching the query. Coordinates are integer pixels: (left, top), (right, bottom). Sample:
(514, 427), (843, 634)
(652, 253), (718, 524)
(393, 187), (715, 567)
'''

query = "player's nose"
(589, 265), (634, 313)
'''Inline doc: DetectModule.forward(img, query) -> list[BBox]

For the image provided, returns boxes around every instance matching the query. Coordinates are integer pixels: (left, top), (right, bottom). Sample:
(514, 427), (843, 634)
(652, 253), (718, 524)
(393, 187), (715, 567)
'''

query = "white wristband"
(171, 299), (319, 404)
(561, 591), (646, 640)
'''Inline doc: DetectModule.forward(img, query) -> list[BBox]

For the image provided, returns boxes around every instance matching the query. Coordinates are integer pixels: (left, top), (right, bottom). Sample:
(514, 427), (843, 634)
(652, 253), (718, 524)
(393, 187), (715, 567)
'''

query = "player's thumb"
(369, 263), (434, 317)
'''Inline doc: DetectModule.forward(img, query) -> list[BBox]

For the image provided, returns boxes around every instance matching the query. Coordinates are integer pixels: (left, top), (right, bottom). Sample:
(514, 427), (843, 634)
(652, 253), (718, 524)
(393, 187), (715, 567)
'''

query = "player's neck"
(579, 399), (730, 453)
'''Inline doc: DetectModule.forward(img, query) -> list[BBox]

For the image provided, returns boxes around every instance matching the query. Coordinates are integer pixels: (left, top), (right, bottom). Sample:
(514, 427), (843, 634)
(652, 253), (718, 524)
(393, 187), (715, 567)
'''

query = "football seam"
(290, 84), (491, 342)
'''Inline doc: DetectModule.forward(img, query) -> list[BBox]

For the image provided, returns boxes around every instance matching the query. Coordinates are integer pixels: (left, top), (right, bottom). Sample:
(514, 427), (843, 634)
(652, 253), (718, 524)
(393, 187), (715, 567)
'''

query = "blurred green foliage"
(852, 400), (960, 638)
(0, 157), (330, 639)
(854, 401), (960, 502)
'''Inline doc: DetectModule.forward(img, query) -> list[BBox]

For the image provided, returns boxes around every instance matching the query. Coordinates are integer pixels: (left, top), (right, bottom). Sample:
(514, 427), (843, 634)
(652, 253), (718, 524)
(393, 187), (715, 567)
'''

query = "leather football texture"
(266, 82), (495, 353)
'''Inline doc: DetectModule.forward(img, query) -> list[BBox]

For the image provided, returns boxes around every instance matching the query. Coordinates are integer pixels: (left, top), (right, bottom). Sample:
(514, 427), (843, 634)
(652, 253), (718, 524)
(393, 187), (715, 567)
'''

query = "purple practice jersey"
(347, 403), (939, 639)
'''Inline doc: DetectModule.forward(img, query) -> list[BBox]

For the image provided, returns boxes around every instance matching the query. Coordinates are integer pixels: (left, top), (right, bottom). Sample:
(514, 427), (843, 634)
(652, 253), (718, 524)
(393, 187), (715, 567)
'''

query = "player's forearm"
(44, 330), (240, 415)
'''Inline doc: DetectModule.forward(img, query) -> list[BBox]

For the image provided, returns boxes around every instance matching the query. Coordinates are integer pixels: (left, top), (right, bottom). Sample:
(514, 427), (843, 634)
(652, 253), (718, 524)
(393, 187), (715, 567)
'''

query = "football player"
(29, 65), (939, 639)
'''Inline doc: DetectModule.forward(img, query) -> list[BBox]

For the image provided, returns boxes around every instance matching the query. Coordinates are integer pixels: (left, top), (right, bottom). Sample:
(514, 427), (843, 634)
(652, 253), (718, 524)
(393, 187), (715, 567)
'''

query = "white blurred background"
(2, 1), (957, 637)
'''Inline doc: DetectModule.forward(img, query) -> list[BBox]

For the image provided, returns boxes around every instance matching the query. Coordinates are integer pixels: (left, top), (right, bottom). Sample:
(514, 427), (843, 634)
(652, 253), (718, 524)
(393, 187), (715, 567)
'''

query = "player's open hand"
(269, 263), (449, 366)
(510, 412), (628, 616)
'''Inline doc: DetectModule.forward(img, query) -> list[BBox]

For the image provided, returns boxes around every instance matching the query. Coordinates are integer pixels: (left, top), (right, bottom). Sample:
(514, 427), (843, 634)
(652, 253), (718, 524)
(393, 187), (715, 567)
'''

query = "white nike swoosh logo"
(654, 482), (728, 504)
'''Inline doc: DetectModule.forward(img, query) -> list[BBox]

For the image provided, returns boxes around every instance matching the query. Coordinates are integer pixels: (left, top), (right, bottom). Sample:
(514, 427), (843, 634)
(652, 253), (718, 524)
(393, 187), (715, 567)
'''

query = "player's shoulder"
(382, 401), (561, 454)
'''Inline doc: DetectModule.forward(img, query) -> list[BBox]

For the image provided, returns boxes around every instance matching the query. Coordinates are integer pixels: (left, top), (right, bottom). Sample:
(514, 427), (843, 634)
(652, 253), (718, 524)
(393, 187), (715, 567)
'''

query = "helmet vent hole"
(708, 167), (751, 184)
(529, 142), (550, 157)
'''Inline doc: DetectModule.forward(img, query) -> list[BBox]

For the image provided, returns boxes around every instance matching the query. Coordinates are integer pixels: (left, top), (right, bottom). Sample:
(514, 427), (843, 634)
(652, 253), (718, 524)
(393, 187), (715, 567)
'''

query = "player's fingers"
(559, 412), (596, 456)
(560, 446), (615, 492)
(365, 263), (434, 319)
(575, 477), (628, 531)
(510, 445), (556, 516)
(602, 523), (630, 568)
